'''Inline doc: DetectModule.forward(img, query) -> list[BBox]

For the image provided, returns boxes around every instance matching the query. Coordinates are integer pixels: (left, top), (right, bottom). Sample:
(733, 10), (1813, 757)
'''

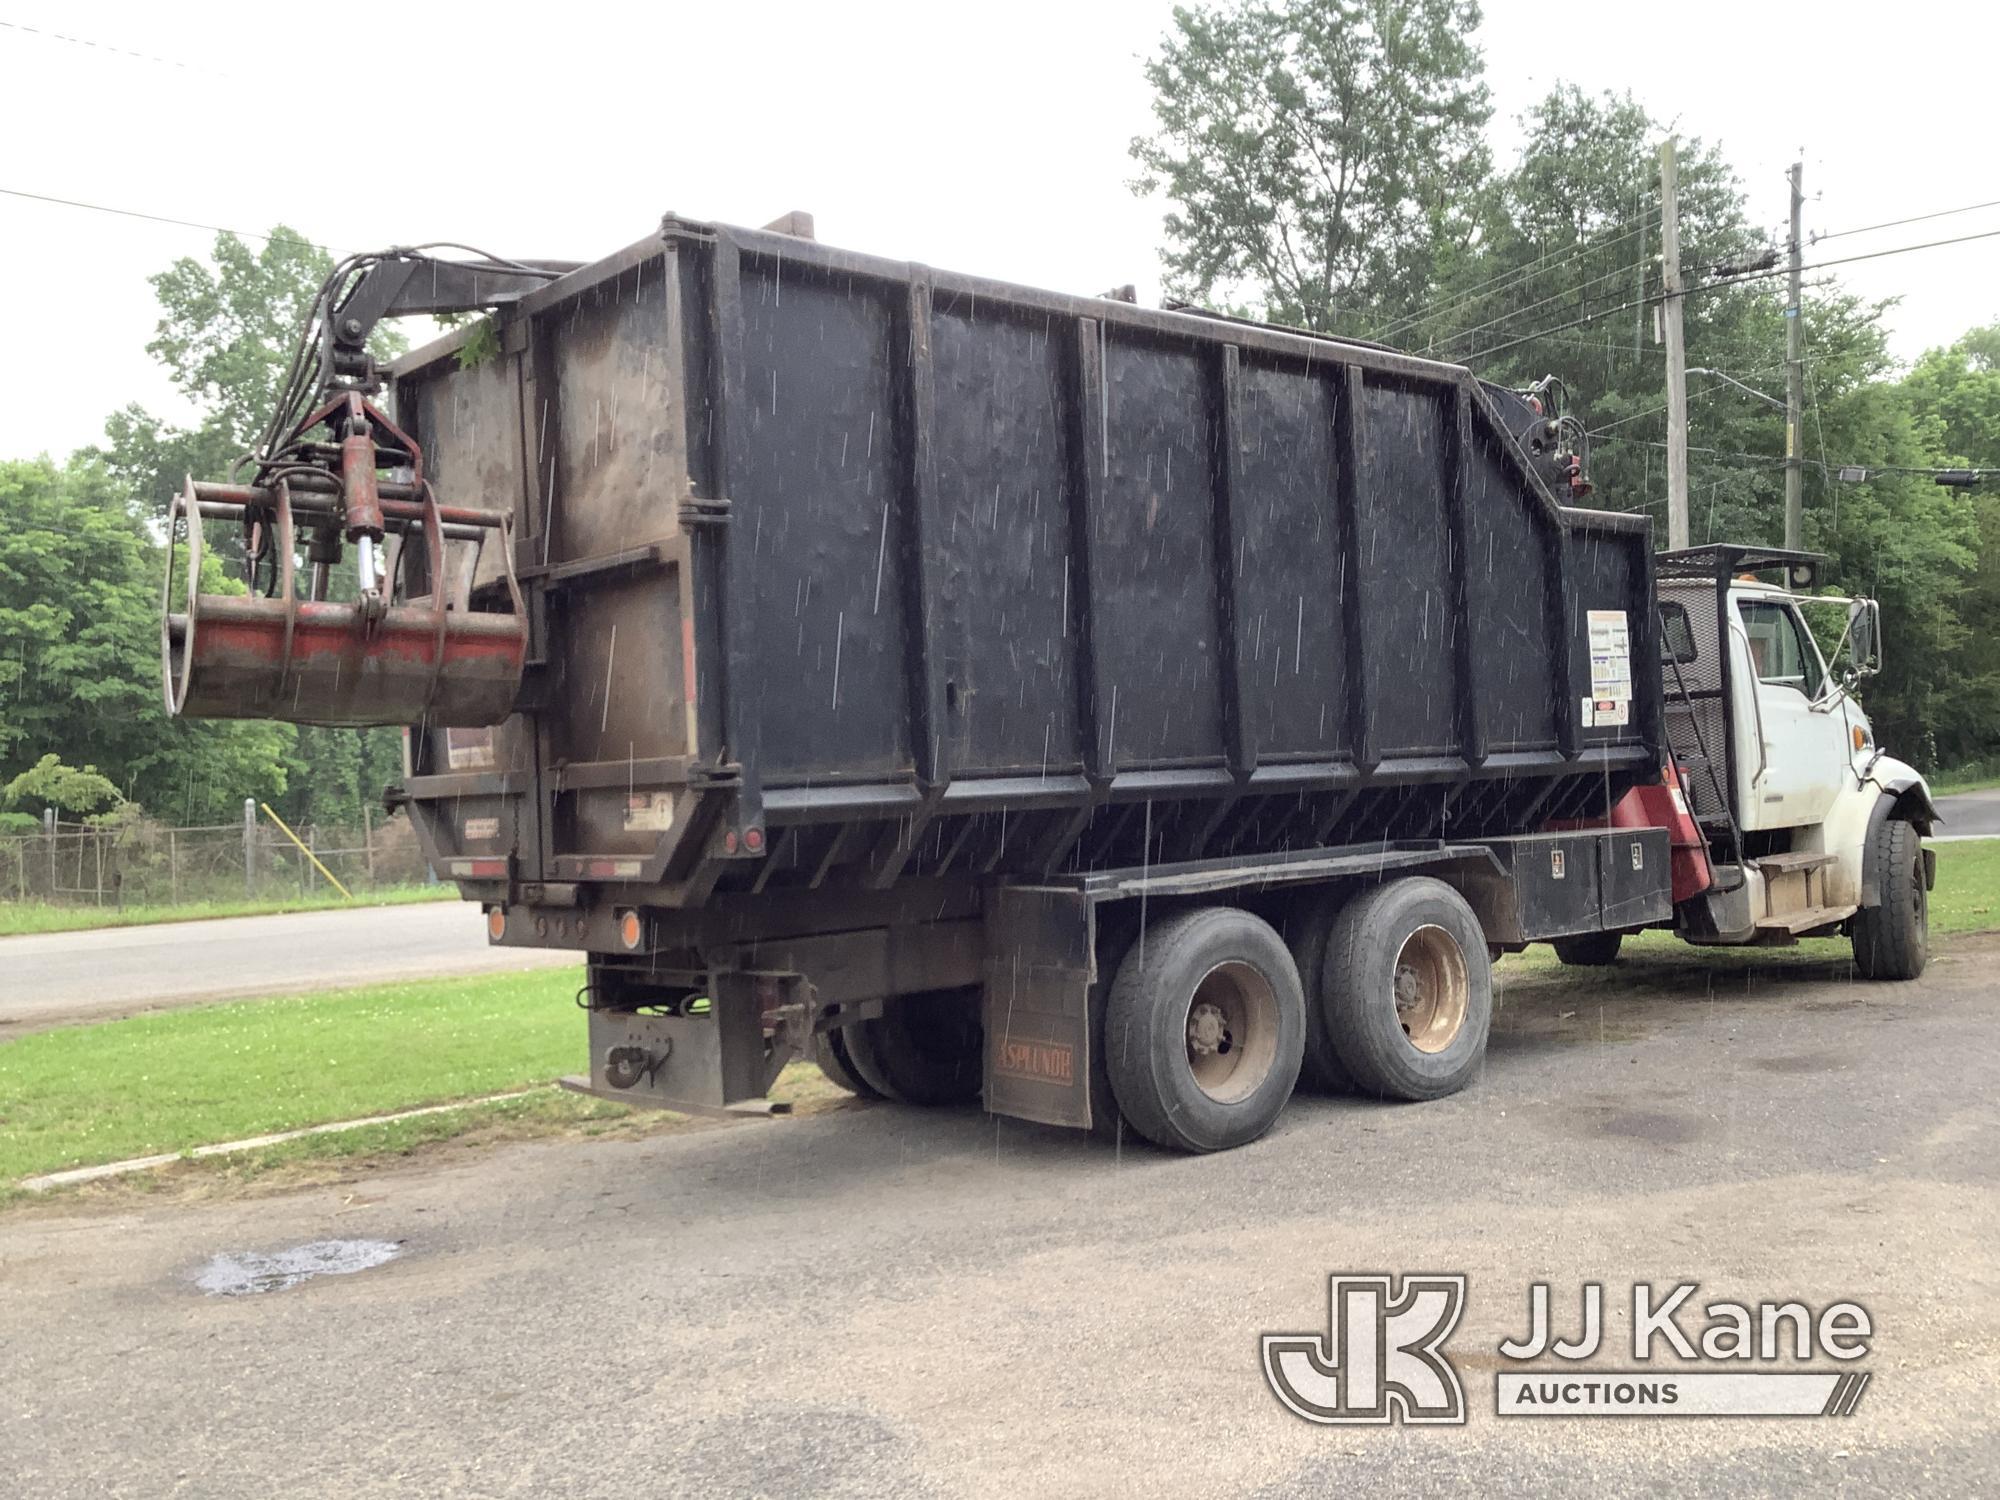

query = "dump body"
(387, 217), (1663, 921)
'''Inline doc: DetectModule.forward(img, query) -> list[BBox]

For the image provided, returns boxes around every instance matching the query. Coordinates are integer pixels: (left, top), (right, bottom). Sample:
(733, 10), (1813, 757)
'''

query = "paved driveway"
(3, 937), (1995, 1496)
(0, 900), (575, 1034)
(1934, 788), (2000, 839)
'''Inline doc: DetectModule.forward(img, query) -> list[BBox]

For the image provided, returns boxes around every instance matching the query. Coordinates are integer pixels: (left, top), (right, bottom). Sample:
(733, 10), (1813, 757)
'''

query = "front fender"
(1863, 755), (1939, 833)
(1854, 757), (1938, 907)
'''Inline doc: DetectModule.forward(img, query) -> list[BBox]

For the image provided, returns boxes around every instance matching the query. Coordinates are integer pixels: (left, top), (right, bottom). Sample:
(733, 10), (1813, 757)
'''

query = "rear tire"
(1323, 877), (1492, 1102)
(1104, 906), (1305, 1154)
(839, 1016), (907, 1102)
(1853, 819), (1928, 980)
(811, 1027), (883, 1100)
(1283, 899), (1356, 1093)
(852, 990), (984, 1106)
(1553, 930), (1623, 967)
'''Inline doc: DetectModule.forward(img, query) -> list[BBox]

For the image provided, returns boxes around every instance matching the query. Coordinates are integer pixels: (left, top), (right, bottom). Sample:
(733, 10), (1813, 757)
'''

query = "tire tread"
(1104, 906), (1304, 1153)
(1853, 820), (1927, 981)
(1322, 877), (1492, 1102)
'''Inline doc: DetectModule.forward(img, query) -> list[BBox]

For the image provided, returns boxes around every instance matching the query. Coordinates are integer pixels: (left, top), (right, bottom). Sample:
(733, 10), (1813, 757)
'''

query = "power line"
(1424, 258), (1647, 356)
(1462, 225), (2000, 364)
(0, 184), (333, 254)
(1503, 326), (1816, 367)
(1584, 366), (1791, 436)
(1464, 275), (1836, 365)
(1371, 211), (1652, 343)
(1811, 196), (2000, 245)
(0, 17), (235, 80)
(1592, 431), (1997, 484)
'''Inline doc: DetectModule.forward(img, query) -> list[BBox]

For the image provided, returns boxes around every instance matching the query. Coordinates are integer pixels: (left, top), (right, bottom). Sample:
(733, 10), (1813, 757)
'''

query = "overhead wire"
(1583, 365), (1791, 436)
(1592, 432), (1997, 484)
(1369, 209), (1652, 343)
(1423, 257), (1651, 357)
(0, 16), (236, 80)
(0, 182), (562, 472)
(1460, 221), (2000, 363)
(1811, 197), (2000, 245)
(0, 184), (333, 254)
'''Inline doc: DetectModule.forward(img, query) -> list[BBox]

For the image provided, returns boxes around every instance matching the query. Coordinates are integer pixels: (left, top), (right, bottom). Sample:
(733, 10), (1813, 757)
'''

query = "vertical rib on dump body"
(387, 216), (1662, 910)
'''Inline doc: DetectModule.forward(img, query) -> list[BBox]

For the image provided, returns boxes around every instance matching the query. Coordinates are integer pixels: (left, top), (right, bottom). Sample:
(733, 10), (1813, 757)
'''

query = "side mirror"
(1847, 598), (1882, 677)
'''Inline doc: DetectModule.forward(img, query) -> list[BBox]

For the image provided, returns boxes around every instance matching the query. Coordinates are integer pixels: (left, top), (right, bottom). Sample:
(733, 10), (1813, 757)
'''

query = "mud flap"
(983, 886), (1096, 1130)
(570, 971), (809, 1117)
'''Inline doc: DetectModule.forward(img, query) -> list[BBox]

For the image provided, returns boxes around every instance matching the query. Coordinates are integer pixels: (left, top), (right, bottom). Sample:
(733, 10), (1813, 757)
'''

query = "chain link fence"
(0, 806), (432, 908)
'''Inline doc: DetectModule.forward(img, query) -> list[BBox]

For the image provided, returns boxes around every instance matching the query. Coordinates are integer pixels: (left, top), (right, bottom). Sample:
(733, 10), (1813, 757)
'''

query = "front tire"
(1853, 819), (1928, 980)
(1322, 877), (1493, 1101)
(1104, 906), (1305, 1153)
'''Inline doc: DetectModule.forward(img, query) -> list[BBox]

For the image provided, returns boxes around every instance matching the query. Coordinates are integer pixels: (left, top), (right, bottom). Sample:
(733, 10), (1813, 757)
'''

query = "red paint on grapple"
(162, 479), (527, 730)
(167, 596), (527, 728)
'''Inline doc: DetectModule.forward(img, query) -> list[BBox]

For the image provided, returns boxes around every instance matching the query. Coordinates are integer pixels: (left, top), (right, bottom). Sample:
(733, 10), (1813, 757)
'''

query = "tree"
(143, 230), (337, 444)
(1902, 324), (2000, 469)
(1798, 303), (1981, 765)
(1900, 324), (2000, 763)
(4, 754), (121, 815)
(0, 455), (293, 823)
(1131, 0), (1491, 334)
(96, 228), (345, 521)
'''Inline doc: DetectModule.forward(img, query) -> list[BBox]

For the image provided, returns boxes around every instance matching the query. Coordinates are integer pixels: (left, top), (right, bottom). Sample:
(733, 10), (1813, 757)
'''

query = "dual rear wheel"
(1103, 878), (1495, 1153)
(814, 878), (1497, 1153)
(814, 989), (983, 1106)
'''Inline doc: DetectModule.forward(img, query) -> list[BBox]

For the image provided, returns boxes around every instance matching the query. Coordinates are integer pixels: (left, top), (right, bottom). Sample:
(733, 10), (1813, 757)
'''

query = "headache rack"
(1652, 546), (1832, 887)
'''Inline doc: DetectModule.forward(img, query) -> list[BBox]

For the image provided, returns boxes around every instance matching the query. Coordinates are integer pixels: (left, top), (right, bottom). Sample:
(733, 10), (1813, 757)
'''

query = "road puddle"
(195, 1239), (402, 1297)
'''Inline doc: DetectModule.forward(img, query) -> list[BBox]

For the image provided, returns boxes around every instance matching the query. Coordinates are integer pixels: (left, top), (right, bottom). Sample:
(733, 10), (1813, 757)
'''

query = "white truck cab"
(1651, 546), (1936, 976)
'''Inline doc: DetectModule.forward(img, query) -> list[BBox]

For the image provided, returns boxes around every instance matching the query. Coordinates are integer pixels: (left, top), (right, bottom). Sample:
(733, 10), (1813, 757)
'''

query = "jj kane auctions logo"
(1263, 1275), (1874, 1423)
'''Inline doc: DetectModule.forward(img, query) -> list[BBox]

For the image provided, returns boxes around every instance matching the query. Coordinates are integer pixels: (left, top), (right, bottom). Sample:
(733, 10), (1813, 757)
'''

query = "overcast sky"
(3, 0), (1995, 461)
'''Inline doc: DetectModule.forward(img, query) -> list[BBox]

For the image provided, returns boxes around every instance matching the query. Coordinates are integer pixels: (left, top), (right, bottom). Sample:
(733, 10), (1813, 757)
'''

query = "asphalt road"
(1935, 788), (2000, 839)
(0, 900), (575, 1034)
(3, 938), (1995, 1496)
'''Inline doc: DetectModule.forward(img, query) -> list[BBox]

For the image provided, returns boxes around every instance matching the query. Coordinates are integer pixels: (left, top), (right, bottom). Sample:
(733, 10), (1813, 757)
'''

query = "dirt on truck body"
(163, 212), (1932, 1153)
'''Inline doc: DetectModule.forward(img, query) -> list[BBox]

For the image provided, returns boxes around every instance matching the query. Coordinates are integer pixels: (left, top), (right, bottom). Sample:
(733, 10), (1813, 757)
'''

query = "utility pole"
(1660, 138), (1690, 551)
(1634, 181), (1646, 362)
(1784, 159), (1805, 551)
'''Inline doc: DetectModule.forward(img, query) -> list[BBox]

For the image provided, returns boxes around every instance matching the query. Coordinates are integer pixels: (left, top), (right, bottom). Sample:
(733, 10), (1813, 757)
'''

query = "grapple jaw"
(162, 395), (528, 730)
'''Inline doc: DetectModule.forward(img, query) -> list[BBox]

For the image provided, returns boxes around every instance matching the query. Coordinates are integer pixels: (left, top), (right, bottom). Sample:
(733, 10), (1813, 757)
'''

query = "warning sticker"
(1587, 609), (1632, 704)
(463, 816), (500, 841)
(1581, 697), (1630, 729)
(623, 792), (676, 833)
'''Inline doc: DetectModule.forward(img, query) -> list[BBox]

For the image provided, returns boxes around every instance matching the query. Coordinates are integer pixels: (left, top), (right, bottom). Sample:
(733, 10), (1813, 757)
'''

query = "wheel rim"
(1392, 925), (1469, 1055)
(1183, 961), (1280, 1104)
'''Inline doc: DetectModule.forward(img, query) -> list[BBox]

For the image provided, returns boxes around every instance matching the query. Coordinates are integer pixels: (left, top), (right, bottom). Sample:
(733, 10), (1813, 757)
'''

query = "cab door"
(1732, 596), (1847, 830)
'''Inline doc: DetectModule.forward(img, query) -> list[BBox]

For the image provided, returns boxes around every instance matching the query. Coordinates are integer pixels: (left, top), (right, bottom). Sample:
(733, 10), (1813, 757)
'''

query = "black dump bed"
(388, 216), (1662, 907)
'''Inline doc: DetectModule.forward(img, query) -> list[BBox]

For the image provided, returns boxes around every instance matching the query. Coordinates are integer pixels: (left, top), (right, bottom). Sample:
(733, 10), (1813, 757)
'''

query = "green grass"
(1498, 836), (2000, 986)
(0, 962), (847, 1198)
(0, 966), (587, 1185)
(1927, 836), (2000, 933)
(1930, 757), (2000, 796)
(0, 883), (455, 938)
(7, 839), (1997, 1202)
(0, 1064), (837, 1211)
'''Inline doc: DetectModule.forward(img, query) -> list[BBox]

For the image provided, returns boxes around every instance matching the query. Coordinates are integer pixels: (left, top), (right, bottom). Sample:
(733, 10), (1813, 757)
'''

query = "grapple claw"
(163, 459), (527, 730)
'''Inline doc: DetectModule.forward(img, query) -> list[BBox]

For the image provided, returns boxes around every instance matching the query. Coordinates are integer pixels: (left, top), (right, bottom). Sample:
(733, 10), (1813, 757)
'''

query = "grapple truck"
(163, 213), (1939, 1152)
